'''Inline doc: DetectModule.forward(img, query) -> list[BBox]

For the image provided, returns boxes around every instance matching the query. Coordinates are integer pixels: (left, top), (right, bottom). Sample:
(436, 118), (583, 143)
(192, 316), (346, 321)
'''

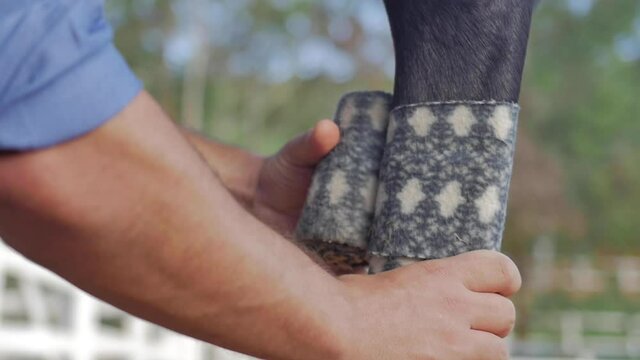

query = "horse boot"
(296, 91), (392, 274)
(368, 102), (520, 273)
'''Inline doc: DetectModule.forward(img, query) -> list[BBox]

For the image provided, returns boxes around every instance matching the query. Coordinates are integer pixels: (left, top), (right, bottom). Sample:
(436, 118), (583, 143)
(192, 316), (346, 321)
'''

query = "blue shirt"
(0, 0), (142, 150)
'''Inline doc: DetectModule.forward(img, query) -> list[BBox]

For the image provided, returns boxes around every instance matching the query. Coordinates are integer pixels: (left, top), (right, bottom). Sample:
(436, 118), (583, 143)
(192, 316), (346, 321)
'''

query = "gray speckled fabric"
(296, 91), (393, 273)
(368, 102), (519, 273)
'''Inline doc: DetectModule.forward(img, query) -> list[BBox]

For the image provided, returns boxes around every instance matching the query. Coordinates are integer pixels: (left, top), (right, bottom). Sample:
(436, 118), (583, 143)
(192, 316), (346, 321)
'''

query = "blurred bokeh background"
(1, 0), (639, 359)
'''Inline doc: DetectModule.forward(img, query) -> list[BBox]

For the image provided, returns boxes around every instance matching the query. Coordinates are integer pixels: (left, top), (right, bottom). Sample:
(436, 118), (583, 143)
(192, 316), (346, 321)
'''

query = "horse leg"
(369, 0), (536, 272)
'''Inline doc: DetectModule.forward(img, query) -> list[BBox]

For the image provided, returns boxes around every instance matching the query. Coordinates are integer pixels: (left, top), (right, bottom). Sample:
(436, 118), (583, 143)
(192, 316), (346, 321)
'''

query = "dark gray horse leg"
(386, 0), (534, 105)
(369, 0), (536, 272)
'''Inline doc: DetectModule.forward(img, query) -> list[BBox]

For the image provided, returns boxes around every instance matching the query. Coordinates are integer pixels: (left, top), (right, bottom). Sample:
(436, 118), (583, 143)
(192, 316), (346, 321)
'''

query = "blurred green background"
(108, 0), (640, 357)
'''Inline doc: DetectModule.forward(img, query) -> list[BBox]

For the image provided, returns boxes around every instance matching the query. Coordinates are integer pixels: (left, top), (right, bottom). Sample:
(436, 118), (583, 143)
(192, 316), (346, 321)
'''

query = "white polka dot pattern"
(368, 102), (519, 272)
(296, 91), (393, 255)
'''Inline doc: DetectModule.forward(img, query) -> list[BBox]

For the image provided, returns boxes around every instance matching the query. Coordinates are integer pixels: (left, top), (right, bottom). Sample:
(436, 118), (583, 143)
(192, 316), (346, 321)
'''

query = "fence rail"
(2, 239), (639, 360)
(0, 240), (257, 360)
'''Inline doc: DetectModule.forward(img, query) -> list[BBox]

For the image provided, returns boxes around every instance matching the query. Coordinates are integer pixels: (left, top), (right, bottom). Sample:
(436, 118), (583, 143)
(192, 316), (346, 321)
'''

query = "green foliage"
(523, 0), (640, 253)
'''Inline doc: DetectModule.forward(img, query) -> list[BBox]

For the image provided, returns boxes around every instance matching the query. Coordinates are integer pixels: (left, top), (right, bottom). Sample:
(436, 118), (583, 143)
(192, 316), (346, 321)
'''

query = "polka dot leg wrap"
(368, 102), (520, 273)
(296, 91), (393, 273)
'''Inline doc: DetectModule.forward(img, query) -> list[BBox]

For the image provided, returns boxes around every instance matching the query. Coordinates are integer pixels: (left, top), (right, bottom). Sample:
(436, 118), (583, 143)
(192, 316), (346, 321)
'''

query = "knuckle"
(496, 254), (521, 293)
(441, 328), (458, 346)
(502, 299), (517, 336)
(418, 259), (451, 279)
(490, 296), (517, 338)
(442, 329), (467, 355)
(497, 321), (515, 339)
(438, 283), (470, 313)
(441, 294), (463, 312)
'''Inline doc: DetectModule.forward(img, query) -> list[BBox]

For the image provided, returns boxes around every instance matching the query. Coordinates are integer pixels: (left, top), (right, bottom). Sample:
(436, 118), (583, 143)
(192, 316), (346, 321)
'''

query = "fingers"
(467, 330), (510, 360)
(343, 251), (518, 359)
(469, 292), (516, 338)
(449, 250), (522, 296)
(279, 120), (340, 168)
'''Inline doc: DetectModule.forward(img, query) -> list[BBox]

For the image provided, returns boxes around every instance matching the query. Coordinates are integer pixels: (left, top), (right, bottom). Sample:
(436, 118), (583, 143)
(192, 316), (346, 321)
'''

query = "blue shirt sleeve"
(0, 0), (142, 150)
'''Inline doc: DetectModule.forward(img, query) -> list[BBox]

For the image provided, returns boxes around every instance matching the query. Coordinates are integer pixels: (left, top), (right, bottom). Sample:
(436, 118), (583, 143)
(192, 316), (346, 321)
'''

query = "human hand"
(252, 120), (340, 236)
(334, 250), (521, 360)
(183, 120), (339, 236)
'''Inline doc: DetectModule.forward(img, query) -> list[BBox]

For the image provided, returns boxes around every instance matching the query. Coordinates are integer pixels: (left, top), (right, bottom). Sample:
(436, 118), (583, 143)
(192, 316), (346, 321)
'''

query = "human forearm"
(0, 92), (345, 360)
(181, 128), (263, 207)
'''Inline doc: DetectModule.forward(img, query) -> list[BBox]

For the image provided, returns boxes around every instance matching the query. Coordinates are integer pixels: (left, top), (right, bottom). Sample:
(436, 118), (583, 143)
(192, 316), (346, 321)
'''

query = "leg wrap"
(368, 102), (520, 273)
(296, 91), (393, 273)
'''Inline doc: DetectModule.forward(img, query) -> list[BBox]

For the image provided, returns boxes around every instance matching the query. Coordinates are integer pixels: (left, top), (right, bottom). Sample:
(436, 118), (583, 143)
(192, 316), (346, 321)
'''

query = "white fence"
(0, 240), (253, 360)
(2, 238), (639, 360)
(530, 237), (640, 295)
(513, 311), (640, 359)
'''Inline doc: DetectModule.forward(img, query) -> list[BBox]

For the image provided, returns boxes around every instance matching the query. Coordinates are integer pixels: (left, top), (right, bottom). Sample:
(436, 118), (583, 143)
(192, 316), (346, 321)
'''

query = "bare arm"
(0, 92), (345, 359)
(181, 129), (263, 207)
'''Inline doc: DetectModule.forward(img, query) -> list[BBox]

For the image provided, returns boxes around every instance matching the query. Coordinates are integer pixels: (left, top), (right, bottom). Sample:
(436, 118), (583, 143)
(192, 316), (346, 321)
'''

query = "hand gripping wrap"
(368, 102), (519, 273)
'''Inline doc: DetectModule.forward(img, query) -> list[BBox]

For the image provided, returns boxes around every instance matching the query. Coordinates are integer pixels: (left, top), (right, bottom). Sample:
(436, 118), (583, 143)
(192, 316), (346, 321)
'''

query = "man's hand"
(184, 120), (340, 236)
(336, 250), (521, 360)
(252, 120), (339, 235)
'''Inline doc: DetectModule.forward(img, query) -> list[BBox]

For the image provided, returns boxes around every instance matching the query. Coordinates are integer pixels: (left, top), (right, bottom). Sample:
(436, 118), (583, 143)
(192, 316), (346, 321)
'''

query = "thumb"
(278, 119), (340, 168)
